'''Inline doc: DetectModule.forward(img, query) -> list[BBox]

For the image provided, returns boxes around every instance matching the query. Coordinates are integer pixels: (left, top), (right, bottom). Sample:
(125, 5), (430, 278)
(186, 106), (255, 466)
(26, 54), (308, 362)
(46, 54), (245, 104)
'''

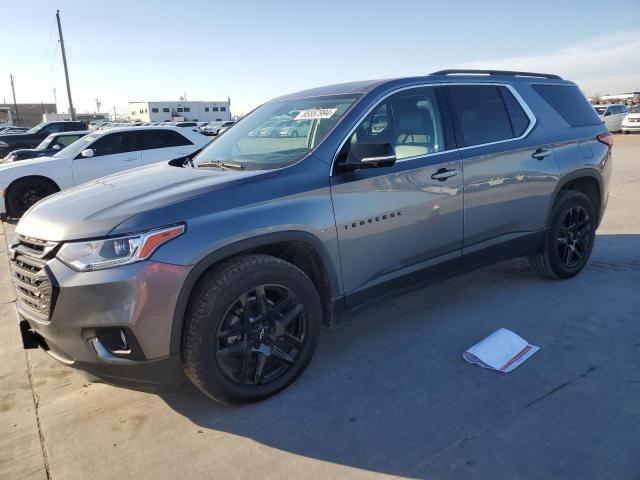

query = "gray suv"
(13, 70), (612, 403)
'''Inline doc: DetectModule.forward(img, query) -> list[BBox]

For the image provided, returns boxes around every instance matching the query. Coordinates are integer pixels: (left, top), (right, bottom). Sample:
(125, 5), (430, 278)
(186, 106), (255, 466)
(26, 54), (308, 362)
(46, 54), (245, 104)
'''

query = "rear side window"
(140, 129), (193, 149)
(498, 87), (530, 137)
(532, 84), (601, 127)
(448, 85), (514, 147)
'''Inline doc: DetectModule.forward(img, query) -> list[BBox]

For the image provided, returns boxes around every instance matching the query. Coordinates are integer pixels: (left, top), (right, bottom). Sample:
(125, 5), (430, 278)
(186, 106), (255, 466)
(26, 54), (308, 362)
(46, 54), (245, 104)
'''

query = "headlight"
(57, 224), (185, 271)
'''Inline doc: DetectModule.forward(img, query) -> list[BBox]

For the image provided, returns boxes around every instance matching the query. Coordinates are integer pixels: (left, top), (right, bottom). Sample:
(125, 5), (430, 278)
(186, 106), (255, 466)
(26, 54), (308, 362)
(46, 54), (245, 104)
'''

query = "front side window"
(88, 132), (140, 157)
(344, 87), (445, 161)
(448, 85), (514, 147)
(194, 94), (359, 170)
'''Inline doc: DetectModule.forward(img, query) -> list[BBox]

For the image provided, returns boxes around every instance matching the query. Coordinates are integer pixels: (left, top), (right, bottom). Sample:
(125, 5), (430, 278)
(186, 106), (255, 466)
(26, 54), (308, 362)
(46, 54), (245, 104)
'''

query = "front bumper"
(621, 124), (640, 133)
(15, 255), (191, 385)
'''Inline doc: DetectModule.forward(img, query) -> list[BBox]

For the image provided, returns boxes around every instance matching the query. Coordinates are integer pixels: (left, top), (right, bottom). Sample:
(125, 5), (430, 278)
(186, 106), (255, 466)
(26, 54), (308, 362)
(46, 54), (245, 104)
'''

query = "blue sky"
(2, 0), (639, 117)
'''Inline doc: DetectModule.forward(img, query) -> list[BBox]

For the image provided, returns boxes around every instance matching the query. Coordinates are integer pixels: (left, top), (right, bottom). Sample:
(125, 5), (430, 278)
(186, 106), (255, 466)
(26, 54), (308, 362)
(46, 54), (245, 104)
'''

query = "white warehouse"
(128, 100), (231, 123)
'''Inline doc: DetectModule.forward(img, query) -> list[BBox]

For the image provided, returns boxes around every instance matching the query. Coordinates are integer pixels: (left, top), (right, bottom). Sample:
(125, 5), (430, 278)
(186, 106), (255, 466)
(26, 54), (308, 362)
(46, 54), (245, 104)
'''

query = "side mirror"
(604, 111), (612, 117)
(341, 143), (396, 171)
(81, 148), (94, 158)
(52, 144), (61, 150)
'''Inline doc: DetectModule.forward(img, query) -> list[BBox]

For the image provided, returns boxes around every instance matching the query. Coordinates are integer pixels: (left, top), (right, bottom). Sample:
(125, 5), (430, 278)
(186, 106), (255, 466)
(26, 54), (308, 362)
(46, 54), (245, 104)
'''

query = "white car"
(0, 126), (208, 217)
(622, 105), (640, 134)
(594, 104), (629, 132)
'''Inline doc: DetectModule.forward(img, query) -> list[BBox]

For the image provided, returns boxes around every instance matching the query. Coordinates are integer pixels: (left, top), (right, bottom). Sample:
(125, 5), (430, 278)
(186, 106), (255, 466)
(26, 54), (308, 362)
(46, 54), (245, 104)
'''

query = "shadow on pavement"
(159, 233), (640, 479)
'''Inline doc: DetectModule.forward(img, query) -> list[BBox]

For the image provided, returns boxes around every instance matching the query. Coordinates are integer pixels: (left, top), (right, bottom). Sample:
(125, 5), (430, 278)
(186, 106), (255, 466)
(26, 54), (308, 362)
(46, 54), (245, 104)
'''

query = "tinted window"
(498, 86), (530, 137)
(140, 129), (193, 149)
(43, 124), (63, 134)
(346, 87), (446, 160)
(532, 84), (602, 127)
(90, 132), (140, 157)
(449, 85), (513, 146)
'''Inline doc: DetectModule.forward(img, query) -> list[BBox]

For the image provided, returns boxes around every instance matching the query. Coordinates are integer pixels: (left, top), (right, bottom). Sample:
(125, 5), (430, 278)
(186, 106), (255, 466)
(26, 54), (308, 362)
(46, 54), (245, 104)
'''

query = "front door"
(72, 131), (142, 185)
(331, 86), (463, 302)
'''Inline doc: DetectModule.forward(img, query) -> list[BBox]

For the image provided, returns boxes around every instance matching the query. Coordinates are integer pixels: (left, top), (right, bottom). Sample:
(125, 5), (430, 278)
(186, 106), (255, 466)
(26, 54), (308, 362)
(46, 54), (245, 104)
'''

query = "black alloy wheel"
(6, 178), (58, 218)
(557, 205), (591, 269)
(215, 284), (307, 386)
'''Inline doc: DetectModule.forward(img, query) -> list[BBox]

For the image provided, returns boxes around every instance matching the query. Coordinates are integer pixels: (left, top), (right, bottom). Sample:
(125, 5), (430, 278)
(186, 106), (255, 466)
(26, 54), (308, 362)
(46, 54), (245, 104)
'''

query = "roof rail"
(431, 69), (562, 80)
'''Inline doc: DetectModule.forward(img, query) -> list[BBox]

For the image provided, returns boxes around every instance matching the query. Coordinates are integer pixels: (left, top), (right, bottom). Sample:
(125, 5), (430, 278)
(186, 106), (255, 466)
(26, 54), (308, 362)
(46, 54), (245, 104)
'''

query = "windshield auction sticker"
(294, 108), (337, 120)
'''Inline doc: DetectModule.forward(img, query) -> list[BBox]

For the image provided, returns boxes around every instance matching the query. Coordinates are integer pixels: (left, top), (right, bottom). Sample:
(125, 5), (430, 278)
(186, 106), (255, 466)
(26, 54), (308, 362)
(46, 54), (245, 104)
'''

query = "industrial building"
(128, 100), (231, 123)
(0, 103), (57, 127)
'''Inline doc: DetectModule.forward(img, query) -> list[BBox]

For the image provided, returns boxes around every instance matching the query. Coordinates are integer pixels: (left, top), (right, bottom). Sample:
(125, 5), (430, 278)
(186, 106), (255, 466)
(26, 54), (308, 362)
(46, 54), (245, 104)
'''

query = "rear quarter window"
(532, 84), (602, 127)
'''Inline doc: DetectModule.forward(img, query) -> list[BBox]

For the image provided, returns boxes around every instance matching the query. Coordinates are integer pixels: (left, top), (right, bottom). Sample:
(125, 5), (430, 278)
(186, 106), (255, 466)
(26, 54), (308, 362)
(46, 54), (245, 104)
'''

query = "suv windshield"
(53, 133), (97, 158)
(25, 122), (47, 135)
(193, 94), (360, 170)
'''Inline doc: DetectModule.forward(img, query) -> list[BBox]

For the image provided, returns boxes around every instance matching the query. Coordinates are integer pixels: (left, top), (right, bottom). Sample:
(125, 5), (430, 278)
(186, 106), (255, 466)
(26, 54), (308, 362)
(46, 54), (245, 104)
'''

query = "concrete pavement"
(2, 135), (640, 479)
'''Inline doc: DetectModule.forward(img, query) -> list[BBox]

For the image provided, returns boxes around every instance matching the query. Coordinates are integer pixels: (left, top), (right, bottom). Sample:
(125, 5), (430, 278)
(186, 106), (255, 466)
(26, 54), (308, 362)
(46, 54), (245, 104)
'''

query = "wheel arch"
(548, 169), (603, 227)
(6, 174), (61, 192)
(170, 231), (341, 354)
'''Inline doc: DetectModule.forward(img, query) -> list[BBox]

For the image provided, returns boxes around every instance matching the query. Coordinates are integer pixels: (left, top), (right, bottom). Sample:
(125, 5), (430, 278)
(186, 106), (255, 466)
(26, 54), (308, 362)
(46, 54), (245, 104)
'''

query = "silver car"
(14, 69), (612, 403)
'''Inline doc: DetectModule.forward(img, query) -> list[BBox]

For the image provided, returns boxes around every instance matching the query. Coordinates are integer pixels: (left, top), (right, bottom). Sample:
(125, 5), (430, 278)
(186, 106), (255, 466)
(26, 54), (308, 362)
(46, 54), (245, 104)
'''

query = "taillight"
(596, 132), (613, 148)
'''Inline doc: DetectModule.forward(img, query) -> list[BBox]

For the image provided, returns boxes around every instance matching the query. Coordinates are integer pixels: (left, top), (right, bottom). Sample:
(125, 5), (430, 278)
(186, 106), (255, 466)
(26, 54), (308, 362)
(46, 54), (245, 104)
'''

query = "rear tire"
(529, 190), (596, 279)
(6, 177), (59, 218)
(182, 254), (322, 404)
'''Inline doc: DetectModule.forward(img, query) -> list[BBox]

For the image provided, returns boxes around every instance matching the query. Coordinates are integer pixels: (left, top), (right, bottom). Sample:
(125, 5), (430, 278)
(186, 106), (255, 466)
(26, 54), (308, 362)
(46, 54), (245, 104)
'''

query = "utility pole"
(9, 74), (20, 126)
(113, 106), (116, 122)
(53, 88), (57, 112)
(95, 98), (101, 113)
(56, 9), (76, 120)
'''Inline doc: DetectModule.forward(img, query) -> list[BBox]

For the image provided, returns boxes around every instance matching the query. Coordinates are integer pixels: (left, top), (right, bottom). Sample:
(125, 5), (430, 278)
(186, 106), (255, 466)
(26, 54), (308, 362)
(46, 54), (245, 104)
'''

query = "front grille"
(10, 235), (59, 322)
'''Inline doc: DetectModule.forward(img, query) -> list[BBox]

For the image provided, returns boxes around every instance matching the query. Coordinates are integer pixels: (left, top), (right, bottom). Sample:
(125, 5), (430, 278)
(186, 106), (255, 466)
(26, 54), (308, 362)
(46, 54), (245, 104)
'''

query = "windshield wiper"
(197, 160), (245, 170)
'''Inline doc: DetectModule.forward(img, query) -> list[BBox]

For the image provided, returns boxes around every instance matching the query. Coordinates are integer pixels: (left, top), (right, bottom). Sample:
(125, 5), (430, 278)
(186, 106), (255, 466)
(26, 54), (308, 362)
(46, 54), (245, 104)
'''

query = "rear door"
(72, 131), (142, 184)
(139, 129), (195, 164)
(444, 84), (559, 252)
(331, 85), (463, 299)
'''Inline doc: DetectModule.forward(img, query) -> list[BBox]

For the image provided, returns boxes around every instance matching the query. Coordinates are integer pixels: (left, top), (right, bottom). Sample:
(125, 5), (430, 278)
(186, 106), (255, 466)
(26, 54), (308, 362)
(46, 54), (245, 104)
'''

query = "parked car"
(0, 126), (28, 134)
(0, 121), (86, 157)
(201, 120), (234, 136)
(13, 70), (611, 404)
(278, 119), (311, 137)
(3, 131), (88, 162)
(621, 105), (640, 134)
(594, 104), (628, 132)
(0, 126), (208, 217)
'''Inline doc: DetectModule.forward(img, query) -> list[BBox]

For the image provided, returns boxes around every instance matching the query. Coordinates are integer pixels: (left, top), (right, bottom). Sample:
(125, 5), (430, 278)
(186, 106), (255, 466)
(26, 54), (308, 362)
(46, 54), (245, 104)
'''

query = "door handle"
(431, 168), (458, 181)
(532, 148), (552, 160)
(123, 157), (138, 162)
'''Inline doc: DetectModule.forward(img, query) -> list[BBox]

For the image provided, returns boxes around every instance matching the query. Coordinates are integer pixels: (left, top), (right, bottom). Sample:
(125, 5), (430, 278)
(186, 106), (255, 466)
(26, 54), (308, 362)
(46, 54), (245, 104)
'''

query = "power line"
(38, 18), (57, 70)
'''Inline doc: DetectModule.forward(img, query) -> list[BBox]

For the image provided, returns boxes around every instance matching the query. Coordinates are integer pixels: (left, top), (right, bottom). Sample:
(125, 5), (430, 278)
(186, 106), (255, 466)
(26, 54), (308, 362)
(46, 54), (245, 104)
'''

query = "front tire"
(529, 190), (596, 279)
(6, 177), (59, 218)
(182, 254), (322, 404)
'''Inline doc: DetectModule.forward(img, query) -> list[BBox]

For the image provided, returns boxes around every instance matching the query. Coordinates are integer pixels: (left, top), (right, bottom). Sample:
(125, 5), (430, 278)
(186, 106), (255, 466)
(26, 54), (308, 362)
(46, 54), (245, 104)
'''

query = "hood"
(625, 113), (640, 119)
(16, 162), (276, 241)
(0, 155), (60, 170)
